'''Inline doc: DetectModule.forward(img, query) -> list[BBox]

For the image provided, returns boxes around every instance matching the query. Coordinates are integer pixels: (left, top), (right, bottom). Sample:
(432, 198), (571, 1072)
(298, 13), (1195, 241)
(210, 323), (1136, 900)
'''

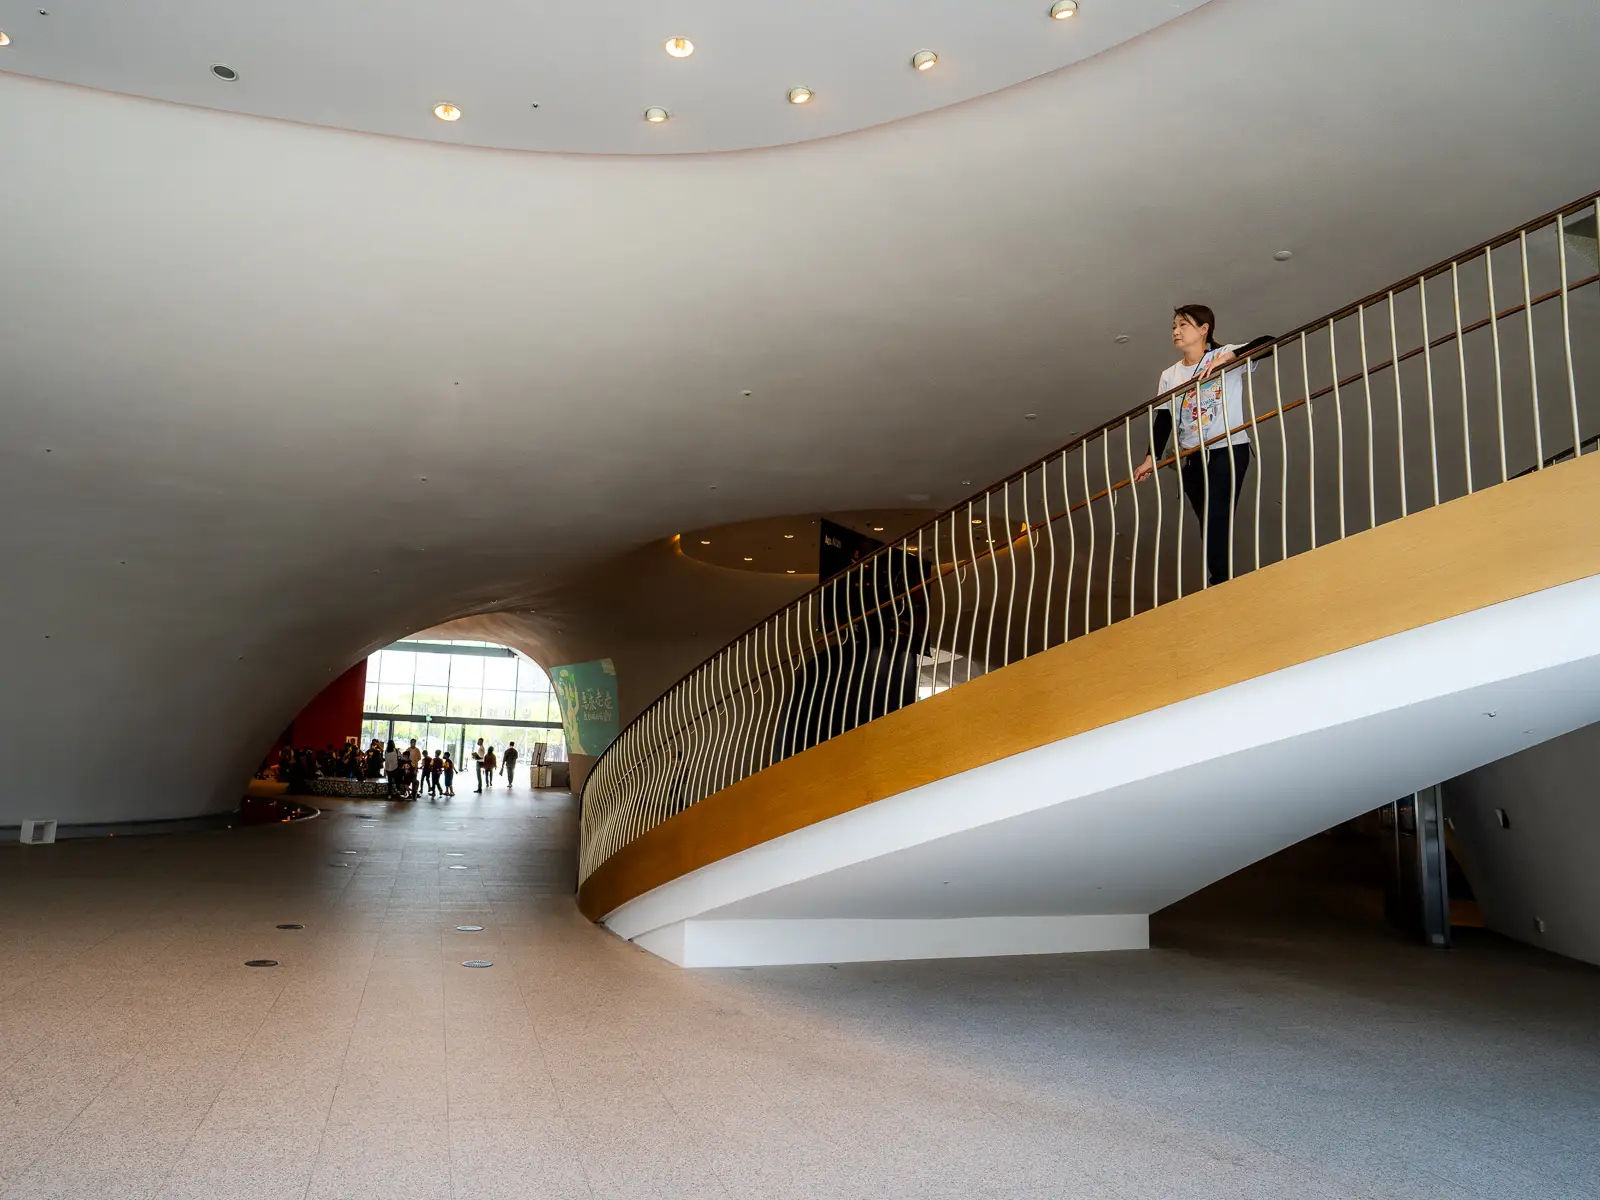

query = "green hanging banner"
(549, 658), (620, 757)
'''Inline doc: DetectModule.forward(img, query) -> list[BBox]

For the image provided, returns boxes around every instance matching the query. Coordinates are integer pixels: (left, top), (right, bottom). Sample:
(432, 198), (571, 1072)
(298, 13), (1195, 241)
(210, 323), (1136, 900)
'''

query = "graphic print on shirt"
(1175, 349), (1225, 447)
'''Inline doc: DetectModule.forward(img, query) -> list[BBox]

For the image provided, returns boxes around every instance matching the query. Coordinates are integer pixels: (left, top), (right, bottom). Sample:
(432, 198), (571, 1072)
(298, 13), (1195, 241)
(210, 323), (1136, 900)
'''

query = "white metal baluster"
(774, 607), (792, 763)
(1173, 411), (1185, 599)
(707, 651), (727, 795)
(1102, 432), (1117, 616)
(1486, 246), (1508, 484)
(728, 637), (748, 788)
(763, 616), (780, 770)
(1300, 332), (1317, 549)
(1558, 213), (1582, 457)
(935, 516), (951, 693)
(984, 492), (1000, 676)
(802, 591), (821, 753)
(1388, 292), (1408, 517)
(695, 663), (714, 802)
(1081, 443), (1096, 631)
(1003, 483), (1017, 665)
(885, 544), (902, 713)
(1273, 350), (1288, 560)
(1199, 371), (1213, 587)
(868, 558), (885, 722)
(1357, 304), (1376, 531)
(1042, 459), (1057, 651)
(1327, 319), (1346, 541)
(1520, 230), (1544, 469)
(1148, 408), (1163, 602)
(1420, 277), (1441, 506)
(1452, 262), (1474, 493)
(910, 531), (928, 701)
(847, 568), (865, 729)
(1224, 361), (1239, 578)
(1124, 417), (1140, 617)
(1245, 359), (1262, 570)
(897, 538), (914, 706)
(826, 579), (846, 739)
(1022, 473), (1036, 654)
(748, 625), (765, 776)
(1061, 450), (1077, 638)
(964, 502), (978, 683)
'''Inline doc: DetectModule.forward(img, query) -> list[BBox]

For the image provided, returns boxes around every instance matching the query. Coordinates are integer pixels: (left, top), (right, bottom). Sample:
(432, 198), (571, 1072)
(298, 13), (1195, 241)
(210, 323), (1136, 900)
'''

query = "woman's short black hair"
(1174, 304), (1218, 349)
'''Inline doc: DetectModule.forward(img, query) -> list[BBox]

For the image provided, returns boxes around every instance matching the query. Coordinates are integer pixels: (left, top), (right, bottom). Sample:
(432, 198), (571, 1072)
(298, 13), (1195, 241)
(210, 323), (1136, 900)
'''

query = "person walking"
(1133, 305), (1272, 588)
(427, 751), (444, 797)
(482, 745), (497, 792)
(406, 739), (423, 798)
(502, 742), (518, 788)
(383, 740), (401, 798)
(471, 738), (486, 793)
(442, 751), (456, 797)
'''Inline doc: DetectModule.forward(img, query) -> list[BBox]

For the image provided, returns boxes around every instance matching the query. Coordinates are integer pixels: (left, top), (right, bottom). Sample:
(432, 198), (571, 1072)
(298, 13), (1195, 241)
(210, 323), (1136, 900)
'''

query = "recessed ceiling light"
(0, 32), (11, 46)
(788, 87), (814, 105)
(872, 526), (885, 532)
(912, 50), (939, 72)
(783, 533), (795, 539)
(211, 63), (238, 82)
(1273, 249), (1294, 261)
(1115, 334), (1130, 344)
(743, 556), (754, 562)
(644, 106), (670, 124)
(1024, 413), (1038, 420)
(1050, 1), (1079, 19)
(434, 103), (462, 122)
(787, 569), (796, 574)
(665, 37), (694, 58)
(700, 539), (711, 545)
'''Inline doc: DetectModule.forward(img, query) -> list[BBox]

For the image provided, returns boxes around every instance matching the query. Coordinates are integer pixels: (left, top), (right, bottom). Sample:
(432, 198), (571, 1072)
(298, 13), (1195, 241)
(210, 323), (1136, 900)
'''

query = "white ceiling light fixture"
(788, 87), (813, 105)
(433, 103), (462, 122)
(644, 107), (670, 124)
(211, 64), (238, 82)
(1273, 249), (1294, 261)
(664, 37), (694, 58)
(1050, 1), (1080, 19)
(911, 50), (939, 72)
(0, 31), (11, 46)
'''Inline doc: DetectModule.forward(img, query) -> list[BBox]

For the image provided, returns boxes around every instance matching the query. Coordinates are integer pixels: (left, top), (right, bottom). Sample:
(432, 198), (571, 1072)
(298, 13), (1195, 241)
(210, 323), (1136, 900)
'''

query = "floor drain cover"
(462, 960), (494, 968)
(447, 864), (468, 870)
(275, 924), (305, 930)
(244, 959), (279, 968)
(455, 925), (485, 932)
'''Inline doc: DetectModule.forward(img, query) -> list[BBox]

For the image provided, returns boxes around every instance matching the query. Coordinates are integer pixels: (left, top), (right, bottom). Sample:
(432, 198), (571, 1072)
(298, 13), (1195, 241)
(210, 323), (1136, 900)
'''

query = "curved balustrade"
(579, 191), (1600, 888)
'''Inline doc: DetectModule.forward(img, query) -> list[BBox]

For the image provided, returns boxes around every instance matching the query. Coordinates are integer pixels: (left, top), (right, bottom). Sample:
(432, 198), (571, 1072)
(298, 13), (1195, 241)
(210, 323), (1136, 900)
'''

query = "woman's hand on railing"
(1199, 348), (1237, 378)
(1133, 454), (1156, 483)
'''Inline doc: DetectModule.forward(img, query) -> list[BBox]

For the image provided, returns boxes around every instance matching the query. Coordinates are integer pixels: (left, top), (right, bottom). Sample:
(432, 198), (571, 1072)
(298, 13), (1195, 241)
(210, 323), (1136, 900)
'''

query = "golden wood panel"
(579, 455), (1600, 922)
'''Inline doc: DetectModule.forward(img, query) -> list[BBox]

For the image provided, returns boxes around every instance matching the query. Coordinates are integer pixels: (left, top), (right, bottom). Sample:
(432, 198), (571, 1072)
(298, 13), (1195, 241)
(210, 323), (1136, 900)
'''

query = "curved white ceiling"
(0, 0), (1209, 154)
(2, 0), (1598, 827)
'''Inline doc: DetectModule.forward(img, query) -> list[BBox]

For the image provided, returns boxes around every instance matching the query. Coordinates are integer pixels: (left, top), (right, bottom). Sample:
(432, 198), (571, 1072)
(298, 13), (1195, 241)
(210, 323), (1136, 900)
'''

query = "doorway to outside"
(358, 638), (569, 789)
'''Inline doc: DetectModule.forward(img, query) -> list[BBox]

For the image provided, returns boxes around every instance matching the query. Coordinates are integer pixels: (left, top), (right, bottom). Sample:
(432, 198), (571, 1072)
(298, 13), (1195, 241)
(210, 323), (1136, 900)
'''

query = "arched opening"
(358, 637), (570, 791)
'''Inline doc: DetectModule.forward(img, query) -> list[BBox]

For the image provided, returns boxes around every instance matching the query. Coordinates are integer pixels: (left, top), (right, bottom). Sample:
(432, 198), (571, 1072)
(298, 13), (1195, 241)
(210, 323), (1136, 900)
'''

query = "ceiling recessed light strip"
(911, 50), (938, 72)
(1050, 0), (1080, 19)
(644, 107), (670, 124)
(665, 37), (694, 58)
(434, 103), (461, 122)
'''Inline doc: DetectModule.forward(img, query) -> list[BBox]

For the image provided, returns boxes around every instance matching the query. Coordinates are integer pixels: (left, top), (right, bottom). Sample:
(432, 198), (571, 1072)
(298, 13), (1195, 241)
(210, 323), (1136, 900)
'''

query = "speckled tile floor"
(1, 793), (1596, 1199)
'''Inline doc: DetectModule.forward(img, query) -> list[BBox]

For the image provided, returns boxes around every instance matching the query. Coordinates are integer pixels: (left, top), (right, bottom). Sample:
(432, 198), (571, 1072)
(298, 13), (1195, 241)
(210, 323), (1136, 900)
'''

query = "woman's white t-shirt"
(1157, 345), (1254, 452)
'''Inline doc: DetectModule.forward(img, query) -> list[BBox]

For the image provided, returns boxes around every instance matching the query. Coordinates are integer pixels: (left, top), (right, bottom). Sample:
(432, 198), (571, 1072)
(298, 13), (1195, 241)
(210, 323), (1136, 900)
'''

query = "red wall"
(289, 660), (368, 750)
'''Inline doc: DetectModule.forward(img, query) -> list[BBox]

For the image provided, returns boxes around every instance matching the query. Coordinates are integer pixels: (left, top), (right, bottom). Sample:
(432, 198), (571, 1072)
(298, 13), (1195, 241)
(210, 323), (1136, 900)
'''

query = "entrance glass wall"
(357, 639), (567, 767)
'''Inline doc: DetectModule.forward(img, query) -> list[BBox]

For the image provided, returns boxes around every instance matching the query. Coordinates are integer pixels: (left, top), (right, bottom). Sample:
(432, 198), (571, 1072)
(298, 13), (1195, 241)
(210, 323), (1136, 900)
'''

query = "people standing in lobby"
(502, 742), (518, 788)
(383, 740), (401, 798)
(471, 738), (486, 792)
(427, 750), (443, 797)
(1132, 305), (1273, 588)
(479, 745), (497, 793)
(442, 751), (456, 797)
